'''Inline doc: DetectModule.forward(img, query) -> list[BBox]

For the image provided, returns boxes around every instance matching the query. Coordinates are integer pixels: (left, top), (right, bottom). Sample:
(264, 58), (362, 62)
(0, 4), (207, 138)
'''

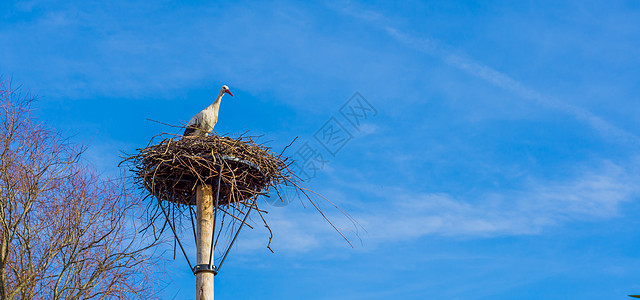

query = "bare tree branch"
(0, 79), (162, 300)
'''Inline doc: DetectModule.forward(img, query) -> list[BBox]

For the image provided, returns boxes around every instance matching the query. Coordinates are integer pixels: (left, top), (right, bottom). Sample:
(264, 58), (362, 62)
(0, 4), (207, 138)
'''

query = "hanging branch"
(120, 132), (356, 257)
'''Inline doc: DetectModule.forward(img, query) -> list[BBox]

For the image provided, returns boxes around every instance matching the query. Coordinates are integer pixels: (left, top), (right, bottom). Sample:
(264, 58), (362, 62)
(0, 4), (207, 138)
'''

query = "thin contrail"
(335, 2), (639, 146)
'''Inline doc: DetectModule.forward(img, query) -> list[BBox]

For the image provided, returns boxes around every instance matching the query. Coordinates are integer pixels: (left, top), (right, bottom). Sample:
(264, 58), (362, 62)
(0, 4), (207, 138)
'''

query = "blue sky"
(2, 0), (640, 299)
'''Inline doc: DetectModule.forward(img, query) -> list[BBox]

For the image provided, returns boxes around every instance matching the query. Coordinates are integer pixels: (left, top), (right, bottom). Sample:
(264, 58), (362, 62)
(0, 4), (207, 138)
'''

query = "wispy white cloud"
(236, 161), (638, 253)
(354, 123), (378, 137)
(363, 164), (635, 241)
(332, 2), (640, 146)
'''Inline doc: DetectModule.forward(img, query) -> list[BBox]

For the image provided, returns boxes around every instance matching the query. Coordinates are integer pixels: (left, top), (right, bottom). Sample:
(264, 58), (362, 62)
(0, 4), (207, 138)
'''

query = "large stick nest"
(121, 132), (354, 255)
(126, 134), (288, 206)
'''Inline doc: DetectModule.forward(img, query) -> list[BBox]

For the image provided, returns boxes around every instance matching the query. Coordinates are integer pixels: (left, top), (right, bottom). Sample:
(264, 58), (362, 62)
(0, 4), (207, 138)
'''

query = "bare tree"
(0, 80), (160, 299)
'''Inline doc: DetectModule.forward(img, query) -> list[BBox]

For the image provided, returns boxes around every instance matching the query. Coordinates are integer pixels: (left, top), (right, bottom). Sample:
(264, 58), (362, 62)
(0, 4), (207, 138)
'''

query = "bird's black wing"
(183, 126), (197, 136)
(183, 118), (200, 136)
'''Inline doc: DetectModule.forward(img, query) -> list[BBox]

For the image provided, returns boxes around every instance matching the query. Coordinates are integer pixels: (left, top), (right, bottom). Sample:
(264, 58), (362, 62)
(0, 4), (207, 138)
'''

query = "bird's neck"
(206, 92), (224, 111)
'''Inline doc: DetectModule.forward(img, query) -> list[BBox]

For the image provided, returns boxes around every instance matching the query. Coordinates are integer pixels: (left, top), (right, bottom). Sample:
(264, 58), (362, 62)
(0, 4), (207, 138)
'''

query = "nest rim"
(149, 154), (267, 206)
(129, 134), (287, 207)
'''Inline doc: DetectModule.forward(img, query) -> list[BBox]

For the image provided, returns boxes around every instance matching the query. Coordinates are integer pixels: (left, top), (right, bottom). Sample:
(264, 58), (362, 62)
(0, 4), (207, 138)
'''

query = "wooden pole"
(196, 184), (214, 299)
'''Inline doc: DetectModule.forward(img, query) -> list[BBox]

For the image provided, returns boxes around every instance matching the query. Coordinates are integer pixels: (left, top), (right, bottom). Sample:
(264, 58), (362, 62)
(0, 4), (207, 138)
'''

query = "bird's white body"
(184, 85), (233, 137)
(186, 103), (220, 137)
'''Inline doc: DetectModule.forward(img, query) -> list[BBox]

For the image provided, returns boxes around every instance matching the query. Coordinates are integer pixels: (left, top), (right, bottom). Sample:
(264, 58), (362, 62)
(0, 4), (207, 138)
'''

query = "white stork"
(183, 85), (234, 137)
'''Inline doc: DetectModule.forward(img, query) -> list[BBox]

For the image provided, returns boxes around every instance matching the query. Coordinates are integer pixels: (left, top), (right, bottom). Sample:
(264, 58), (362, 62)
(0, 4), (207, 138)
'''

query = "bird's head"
(221, 85), (234, 97)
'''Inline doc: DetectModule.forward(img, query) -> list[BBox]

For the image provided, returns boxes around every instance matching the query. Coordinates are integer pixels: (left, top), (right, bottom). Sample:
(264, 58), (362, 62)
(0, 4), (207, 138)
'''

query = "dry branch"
(121, 132), (355, 256)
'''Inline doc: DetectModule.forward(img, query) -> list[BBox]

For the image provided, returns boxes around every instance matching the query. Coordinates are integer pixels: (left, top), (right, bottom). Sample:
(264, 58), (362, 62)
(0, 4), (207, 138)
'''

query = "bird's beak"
(226, 90), (234, 97)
